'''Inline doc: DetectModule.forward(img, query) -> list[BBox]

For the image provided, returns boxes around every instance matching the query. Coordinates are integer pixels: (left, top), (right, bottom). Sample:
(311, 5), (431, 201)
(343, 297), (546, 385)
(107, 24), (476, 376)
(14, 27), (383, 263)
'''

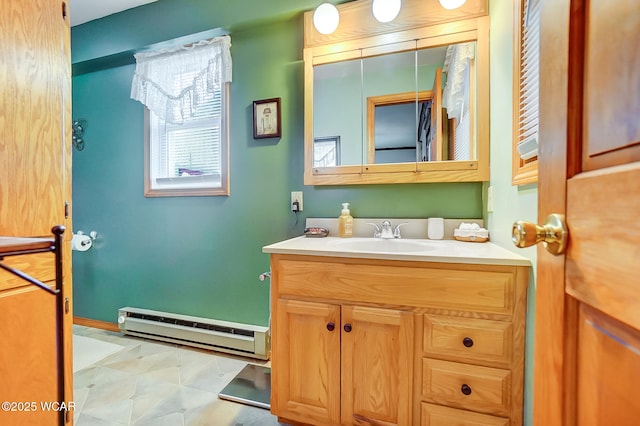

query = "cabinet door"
(341, 305), (414, 426)
(272, 299), (341, 425)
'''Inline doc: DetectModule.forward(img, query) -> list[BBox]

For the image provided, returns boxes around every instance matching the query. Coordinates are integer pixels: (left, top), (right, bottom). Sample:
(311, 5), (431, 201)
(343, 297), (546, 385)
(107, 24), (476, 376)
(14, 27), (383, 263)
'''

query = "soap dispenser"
(338, 203), (353, 238)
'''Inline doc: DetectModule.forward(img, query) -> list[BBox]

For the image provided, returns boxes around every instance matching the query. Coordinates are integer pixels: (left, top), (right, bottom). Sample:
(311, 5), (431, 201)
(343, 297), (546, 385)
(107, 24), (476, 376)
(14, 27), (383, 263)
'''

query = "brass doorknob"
(512, 213), (568, 255)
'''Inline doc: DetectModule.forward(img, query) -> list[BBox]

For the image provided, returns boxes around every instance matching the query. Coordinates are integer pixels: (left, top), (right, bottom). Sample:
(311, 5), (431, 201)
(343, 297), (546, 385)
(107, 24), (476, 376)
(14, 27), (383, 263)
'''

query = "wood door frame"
(536, 0), (589, 424)
(535, 0), (570, 424)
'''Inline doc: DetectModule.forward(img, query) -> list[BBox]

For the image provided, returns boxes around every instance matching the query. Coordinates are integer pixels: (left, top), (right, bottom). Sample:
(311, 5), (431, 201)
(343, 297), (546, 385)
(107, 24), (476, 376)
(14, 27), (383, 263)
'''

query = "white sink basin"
(328, 238), (436, 253)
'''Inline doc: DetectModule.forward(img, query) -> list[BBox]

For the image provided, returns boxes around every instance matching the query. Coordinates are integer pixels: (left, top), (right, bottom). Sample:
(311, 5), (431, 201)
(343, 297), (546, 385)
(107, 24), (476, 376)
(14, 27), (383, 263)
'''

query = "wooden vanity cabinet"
(269, 254), (529, 426)
(273, 298), (414, 426)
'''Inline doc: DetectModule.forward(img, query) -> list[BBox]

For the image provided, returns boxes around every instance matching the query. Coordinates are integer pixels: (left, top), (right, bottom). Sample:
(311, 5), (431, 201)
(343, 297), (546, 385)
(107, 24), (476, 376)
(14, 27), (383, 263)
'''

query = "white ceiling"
(69, 0), (158, 26)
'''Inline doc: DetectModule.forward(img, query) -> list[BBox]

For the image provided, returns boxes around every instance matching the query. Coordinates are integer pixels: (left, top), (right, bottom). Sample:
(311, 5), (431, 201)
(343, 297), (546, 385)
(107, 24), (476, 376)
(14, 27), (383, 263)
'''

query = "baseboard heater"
(117, 307), (270, 360)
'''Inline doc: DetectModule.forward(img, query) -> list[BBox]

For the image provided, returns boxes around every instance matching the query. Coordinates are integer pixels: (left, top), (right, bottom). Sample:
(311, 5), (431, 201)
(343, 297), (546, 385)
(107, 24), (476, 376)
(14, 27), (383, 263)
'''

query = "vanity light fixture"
(438, 0), (468, 9)
(372, 0), (402, 23)
(313, 2), (340, 35)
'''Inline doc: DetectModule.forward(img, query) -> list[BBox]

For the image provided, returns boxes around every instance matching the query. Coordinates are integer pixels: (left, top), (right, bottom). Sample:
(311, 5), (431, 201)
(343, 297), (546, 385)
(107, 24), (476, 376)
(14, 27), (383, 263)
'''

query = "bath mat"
(73, 335), (124, 372)
(218, 364), (271, 410)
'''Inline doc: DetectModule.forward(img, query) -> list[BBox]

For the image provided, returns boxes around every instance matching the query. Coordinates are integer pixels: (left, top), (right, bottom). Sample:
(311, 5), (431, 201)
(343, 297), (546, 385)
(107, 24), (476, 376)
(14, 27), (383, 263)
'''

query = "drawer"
(423, 315), (513, 367)
(421, 403), (510, 426)
(0, 253), (55, 292)
(274, 256), (515, 315)
(422, 358), (511, 417)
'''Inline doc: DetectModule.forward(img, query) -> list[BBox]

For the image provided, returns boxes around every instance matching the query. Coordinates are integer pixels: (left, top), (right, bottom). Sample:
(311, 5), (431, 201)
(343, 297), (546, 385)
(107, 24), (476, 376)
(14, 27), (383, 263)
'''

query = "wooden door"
(272, 298), (341, 425)
(0, 0), (72, 424)
(341, 305), (414, 426)
(535, 0), (640, 425)
(429, 68), (443, 162)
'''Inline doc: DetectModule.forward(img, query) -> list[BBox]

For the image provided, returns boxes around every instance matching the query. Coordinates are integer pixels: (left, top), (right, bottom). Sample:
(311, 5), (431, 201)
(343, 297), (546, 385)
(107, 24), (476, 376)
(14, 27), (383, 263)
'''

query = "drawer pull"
(462, 337), (474, 347)
(344, 323), (352, 333)
(461, 384), (472, 395)
(327, 322), (335, 331)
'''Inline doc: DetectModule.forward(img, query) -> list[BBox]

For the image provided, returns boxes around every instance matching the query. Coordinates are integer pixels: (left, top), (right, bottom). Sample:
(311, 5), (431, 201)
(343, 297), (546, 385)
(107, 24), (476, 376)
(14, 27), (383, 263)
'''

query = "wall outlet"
(291, 191), (303, 212)
(487, 186), (494, 213)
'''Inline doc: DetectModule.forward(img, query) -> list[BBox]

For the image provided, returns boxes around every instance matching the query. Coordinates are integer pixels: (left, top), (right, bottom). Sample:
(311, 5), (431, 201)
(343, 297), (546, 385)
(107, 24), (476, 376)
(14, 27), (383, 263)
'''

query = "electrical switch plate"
(487, 186), (494, 213)
(291, 191), (303, 212)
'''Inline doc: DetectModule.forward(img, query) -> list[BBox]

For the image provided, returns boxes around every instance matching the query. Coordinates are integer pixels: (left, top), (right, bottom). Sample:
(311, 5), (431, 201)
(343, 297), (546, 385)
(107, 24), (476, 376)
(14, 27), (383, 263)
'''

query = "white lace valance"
(442, 42), (475, 123)
(130, 35), (232, 124)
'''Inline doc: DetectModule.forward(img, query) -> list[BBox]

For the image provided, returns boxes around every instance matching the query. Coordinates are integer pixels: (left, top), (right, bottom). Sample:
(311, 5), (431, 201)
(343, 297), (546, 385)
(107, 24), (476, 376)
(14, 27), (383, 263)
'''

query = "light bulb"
(438, 0), (468, 10)
(313, 3), (340, 35)
(372, 0), (401, 23)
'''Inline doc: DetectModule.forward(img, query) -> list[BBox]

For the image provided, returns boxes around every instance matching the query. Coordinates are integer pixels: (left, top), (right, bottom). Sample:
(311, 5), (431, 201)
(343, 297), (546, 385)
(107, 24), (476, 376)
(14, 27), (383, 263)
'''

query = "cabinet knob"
(461, 384), (472, 395)
(343, 323), (352, 333)
(326, 322), (335, 331)
(462, 337), (474, 347)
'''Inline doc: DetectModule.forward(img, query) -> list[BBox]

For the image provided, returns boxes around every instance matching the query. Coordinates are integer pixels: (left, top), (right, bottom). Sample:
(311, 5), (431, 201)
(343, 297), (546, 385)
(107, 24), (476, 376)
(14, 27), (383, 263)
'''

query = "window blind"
(517, 0), (540, 160)
(512, 0), (540, 185)
(157, 75), (222, 179)
(148, 70), (226, 191)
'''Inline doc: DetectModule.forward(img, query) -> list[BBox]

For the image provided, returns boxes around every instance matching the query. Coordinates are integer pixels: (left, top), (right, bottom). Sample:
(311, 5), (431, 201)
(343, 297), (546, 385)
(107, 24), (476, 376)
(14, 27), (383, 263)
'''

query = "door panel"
(576, 305), (640, 425)
(536, 0), (640, 424)
(583, 0), (640, 166)
(566, 163), (640, 330)
(0, 0), (66, 238)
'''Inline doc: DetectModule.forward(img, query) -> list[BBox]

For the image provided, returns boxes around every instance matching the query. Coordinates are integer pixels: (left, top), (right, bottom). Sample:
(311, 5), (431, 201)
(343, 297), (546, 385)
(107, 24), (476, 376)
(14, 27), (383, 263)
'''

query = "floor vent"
(117, 307), (270, 360)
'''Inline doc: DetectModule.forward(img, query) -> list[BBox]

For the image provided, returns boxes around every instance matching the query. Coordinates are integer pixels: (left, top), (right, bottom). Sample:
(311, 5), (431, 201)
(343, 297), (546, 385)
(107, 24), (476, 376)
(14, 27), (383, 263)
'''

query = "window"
(314, 136), (340, 167)
(512, 0), (540, 185)
(131, 36), (231, 196)
(145, 81), (229, 196)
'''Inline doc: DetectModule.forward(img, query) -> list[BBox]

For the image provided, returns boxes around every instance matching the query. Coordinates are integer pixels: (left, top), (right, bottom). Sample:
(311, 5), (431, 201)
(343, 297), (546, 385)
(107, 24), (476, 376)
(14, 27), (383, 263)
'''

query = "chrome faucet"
(367, 222), (382, 238)
(393, 222), (408, 238)
(380, 220), (394, 239)
(366, 221), (408, 239)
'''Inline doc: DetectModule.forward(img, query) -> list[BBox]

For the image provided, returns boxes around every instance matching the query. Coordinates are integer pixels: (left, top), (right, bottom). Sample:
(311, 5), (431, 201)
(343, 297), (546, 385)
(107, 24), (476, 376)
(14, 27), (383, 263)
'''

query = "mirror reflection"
(432, 42), (476, 162)
(313, 57), (362, 167)
(367, 91), (432, 163)
(363, 48), (418, 164)
(312, 42), (476, 167)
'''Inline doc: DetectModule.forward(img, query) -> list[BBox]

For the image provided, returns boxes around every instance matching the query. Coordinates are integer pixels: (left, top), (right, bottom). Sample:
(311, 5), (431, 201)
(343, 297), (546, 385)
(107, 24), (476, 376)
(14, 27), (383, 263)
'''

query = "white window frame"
(144, 83), (230, 197)
(512, 0), (540, 185)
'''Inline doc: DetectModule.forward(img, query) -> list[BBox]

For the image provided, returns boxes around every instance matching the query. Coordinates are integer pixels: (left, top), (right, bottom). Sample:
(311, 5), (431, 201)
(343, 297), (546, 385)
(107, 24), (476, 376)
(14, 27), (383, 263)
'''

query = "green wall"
(486, 2), (538, 424)
(71, 0), (482, 327)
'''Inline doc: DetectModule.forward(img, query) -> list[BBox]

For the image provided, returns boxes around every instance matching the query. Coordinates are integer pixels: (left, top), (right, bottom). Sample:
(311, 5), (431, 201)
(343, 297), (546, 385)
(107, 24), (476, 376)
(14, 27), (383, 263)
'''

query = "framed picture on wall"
(253, 98), (281, 139)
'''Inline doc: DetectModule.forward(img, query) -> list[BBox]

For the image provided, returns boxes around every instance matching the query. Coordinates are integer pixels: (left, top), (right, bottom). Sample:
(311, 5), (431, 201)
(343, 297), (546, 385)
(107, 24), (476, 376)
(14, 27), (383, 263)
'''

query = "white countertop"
(263, 236), (531, 266)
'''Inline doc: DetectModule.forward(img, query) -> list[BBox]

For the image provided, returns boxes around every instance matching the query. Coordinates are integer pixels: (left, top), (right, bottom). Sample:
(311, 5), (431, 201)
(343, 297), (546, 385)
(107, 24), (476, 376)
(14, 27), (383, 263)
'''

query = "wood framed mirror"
(303, 0), (489, 185)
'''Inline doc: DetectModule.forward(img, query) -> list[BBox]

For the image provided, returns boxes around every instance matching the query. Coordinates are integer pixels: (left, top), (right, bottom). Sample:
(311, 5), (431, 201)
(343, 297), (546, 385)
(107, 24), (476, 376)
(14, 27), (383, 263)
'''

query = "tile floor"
(72, 325), (284, 426)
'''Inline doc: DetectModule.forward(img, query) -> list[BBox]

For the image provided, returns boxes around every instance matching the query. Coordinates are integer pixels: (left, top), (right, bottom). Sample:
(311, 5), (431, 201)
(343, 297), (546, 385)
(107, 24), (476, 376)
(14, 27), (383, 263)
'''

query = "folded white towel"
(458, 222), (482, 231)
(455, 222), (489, 240)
